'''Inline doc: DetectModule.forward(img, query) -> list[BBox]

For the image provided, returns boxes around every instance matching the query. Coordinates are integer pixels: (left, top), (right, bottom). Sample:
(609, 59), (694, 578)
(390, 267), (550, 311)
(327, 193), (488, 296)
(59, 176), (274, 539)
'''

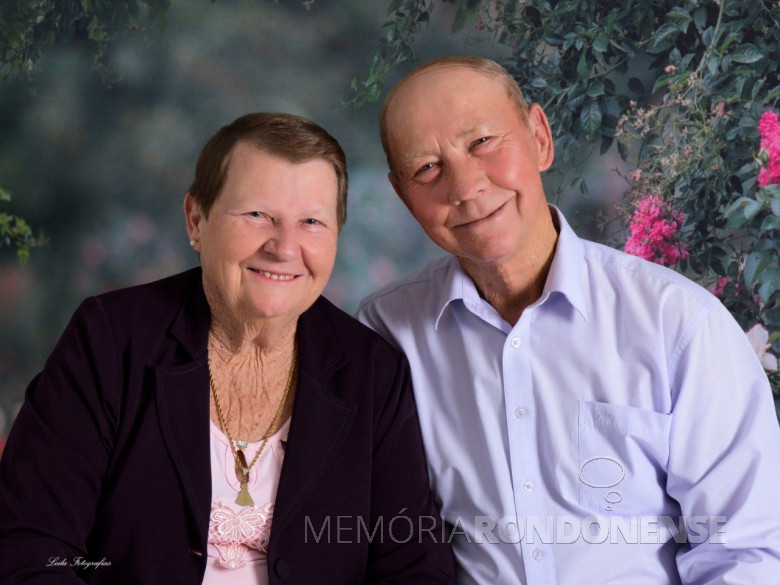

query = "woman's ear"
(527, 103), (555, 172)
(183, 193), (204, 249)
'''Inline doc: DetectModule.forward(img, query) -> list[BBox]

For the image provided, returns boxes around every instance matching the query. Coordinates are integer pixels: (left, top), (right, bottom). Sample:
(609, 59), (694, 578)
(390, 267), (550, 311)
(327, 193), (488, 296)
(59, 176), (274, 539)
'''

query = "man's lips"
(248, 267), (299, 281)
(453, 201), (508, 228)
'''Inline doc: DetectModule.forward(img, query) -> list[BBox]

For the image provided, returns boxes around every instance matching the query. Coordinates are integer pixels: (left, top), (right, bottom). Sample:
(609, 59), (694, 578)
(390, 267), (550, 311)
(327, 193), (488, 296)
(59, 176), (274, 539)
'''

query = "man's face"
(385, 65), (554, 269)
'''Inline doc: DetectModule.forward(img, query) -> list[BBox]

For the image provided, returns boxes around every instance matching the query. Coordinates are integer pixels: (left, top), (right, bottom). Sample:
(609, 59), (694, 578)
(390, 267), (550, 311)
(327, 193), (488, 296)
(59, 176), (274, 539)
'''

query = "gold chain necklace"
(208, 343), (297, 506)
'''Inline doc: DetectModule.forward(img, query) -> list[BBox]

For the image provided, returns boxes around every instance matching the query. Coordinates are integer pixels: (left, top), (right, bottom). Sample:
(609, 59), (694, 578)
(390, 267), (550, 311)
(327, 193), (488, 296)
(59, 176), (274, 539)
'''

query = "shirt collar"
(433, 205), (589, 329)
(544, 205), (589, 321)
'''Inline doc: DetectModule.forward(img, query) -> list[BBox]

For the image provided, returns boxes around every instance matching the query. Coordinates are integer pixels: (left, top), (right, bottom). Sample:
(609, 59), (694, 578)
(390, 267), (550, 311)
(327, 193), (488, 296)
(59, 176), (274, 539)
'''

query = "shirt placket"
(502, 310), (558, 585)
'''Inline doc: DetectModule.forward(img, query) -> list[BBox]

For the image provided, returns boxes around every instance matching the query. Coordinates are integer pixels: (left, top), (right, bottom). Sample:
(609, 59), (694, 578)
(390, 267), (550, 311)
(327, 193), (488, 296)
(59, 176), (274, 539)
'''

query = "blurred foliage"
(1, 0), (174, 262)
(0, 188), (46, 264)
(0, 0), (170, 78)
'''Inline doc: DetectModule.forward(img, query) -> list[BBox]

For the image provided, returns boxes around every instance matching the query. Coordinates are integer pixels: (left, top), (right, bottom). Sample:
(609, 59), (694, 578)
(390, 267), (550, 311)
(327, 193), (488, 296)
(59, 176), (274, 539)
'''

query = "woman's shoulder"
(72, 267), (203, 340)
(94, 267), (201, 308)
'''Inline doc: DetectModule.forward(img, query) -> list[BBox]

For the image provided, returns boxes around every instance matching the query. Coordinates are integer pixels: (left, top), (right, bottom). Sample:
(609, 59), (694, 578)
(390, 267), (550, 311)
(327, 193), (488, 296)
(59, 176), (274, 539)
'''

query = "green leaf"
(761, 216), (780, 231)
(744, 250), (771, 290)
(647, 22), (680, 54)
(667, 7), (692, 31)
(628, 77), (644, 94)
(451, 7), (467, 33)
(724, 197), (762, 226)
(580, 101), (602, 137)
(693, 6), (708, 29)
(653, 75), (673, 93)
(576, 51), (589, 77)
(730, 44), (764, 64)
(586, 80), (605, 97)
(765, 306), (780, 328)
(758, 267), (780, 304)
(743, 199), (766, 221)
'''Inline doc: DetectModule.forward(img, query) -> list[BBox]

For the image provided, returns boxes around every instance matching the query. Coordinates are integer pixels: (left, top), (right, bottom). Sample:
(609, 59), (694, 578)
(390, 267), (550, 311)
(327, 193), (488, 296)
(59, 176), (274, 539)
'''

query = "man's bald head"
(379, 56), (530, 173)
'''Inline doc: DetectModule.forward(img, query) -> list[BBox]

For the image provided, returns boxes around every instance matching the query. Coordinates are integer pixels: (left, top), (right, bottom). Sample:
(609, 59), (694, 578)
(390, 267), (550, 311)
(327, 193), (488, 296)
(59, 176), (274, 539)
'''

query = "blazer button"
(274, 558), (290, 578)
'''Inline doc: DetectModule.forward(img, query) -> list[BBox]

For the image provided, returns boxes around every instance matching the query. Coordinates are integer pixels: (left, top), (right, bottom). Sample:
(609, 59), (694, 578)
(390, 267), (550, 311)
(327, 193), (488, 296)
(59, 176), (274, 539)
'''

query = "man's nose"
(262, 222), (300, 261)
(447, 160), (487, 205)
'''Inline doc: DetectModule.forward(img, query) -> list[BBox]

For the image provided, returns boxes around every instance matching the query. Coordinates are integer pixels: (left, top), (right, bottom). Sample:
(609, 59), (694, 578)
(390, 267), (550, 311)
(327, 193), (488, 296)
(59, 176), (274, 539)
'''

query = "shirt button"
(514, 407), (526, 419)
(532, 548), (544, 561)
(523, 480), (534, 492)
(510, 337), (522, 348)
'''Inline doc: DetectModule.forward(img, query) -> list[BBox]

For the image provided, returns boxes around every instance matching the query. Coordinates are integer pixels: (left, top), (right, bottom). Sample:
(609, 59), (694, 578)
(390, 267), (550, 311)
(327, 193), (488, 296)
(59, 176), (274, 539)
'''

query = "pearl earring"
(189, 239), (197, 248)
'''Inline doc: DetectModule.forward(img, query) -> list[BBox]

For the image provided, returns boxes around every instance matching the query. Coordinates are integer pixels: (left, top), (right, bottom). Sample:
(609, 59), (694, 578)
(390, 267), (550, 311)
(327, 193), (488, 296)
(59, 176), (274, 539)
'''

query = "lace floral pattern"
(208, 501), (273, 569)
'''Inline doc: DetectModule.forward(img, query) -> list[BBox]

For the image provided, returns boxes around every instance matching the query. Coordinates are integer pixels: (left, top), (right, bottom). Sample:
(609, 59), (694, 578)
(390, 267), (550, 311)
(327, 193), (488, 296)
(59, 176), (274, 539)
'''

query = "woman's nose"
(262, 223), (300, 261)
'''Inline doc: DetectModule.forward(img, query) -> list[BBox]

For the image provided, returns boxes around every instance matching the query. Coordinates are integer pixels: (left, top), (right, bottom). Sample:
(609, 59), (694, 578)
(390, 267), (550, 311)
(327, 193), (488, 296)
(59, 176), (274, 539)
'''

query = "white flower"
(745, 323), (778, 371)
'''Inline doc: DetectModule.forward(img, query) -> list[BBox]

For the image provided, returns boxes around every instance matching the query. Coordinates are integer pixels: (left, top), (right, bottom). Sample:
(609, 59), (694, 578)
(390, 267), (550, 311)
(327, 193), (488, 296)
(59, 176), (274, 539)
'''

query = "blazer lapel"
(272, 298), (355, 536)
(155, 360), (211, 546)
(154, 271), (212, 547)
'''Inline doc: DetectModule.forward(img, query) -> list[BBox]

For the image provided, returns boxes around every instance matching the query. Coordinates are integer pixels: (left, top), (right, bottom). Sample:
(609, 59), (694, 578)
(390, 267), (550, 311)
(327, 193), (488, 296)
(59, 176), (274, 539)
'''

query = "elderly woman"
(0, 113), (454, 584)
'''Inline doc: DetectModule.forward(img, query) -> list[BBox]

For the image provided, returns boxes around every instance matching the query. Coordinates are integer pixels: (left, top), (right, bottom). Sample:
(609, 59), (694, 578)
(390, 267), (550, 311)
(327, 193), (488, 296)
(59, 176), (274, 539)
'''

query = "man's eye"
(303, 218), (320, 226)
(416, 162), (437, 174)
(471, 136), (491, 148)
(248, 211), (264, 218)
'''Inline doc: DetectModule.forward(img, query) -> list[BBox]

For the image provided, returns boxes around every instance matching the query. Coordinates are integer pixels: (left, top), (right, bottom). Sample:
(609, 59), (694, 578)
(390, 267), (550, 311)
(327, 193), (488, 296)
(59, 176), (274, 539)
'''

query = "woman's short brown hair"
(189, 112), (348, 229)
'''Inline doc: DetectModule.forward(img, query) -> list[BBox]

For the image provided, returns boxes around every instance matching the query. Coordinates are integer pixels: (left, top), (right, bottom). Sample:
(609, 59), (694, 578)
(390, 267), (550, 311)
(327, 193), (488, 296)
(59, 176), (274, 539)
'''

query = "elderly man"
(357, 56), (780, 584)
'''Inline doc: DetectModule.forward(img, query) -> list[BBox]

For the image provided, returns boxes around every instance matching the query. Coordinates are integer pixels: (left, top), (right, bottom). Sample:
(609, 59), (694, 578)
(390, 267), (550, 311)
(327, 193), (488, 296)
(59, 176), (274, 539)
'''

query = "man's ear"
(183, 193), (204, 247)
(388, 171), (413, 212)
(527, 103), (555, 172)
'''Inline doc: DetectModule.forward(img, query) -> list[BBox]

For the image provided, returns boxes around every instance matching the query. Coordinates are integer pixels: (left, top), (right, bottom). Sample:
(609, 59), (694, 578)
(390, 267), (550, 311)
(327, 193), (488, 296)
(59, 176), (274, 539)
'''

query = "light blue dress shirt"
(357, 207), (780, 585)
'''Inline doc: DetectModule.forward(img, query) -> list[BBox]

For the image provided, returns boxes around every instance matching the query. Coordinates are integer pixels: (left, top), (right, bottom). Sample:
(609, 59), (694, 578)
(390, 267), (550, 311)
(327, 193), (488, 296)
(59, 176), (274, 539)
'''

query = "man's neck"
(459, 209), (559, 326)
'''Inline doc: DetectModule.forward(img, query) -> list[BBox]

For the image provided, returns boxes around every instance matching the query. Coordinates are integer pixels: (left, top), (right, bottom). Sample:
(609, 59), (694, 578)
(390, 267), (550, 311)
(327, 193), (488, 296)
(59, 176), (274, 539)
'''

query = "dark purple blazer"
(0, 268), (454, 584)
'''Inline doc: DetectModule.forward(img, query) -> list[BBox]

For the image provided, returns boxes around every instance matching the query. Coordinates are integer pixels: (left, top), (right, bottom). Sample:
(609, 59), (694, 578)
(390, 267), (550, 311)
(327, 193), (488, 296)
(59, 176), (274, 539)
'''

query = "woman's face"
(185, 142), (339, 327)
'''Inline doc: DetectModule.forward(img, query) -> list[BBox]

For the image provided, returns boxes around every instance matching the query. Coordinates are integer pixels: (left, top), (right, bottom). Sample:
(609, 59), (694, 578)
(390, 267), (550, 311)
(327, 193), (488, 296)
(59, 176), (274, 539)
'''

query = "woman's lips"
(248, 268), (298, 281)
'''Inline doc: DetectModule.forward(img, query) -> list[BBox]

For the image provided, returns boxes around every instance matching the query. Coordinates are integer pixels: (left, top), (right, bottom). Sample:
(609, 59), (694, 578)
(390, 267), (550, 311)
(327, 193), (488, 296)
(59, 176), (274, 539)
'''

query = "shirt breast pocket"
(578, 400), (672, 517)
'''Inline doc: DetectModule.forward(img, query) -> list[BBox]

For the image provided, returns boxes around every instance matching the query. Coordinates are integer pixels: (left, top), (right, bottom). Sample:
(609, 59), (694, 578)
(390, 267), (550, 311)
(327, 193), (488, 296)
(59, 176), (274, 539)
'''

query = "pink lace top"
(202, 417), (290, 585)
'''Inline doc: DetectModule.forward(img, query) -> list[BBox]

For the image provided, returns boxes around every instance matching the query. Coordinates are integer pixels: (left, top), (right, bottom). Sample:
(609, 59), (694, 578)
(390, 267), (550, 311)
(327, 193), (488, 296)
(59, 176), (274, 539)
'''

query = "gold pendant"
(236, 481), (254, 506)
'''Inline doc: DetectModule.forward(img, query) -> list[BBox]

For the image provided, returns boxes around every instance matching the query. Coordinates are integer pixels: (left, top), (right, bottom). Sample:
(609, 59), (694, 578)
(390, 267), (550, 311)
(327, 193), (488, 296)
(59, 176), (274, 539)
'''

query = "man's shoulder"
(579, 237), (721, 311)
(358, 255), (453, 320)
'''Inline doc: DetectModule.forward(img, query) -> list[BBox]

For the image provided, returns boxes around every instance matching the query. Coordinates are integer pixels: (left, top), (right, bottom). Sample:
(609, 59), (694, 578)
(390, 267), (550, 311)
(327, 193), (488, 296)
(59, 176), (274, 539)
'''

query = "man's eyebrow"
(399, 149), (436, 168)
(399, 127), (481, 168)
(455, 126), (479, 140)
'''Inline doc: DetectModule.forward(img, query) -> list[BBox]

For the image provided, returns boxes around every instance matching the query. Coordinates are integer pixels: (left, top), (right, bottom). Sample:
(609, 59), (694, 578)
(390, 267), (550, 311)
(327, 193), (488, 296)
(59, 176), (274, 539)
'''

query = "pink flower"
(745, 323), (778, 371)
(624, 195), (689, 267)
(709, 276), (731, 297)
(476, 21), (485, 30)
(758, 111), (780, 187)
